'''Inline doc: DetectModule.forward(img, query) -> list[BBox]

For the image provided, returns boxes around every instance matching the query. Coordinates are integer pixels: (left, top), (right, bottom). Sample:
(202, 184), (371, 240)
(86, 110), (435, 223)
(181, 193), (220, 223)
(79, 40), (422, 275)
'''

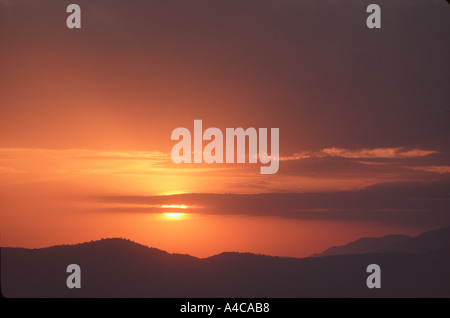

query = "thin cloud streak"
(411, 166), (450, 174)
(97, 180), (450, 227)
(281, 147), (437, 161)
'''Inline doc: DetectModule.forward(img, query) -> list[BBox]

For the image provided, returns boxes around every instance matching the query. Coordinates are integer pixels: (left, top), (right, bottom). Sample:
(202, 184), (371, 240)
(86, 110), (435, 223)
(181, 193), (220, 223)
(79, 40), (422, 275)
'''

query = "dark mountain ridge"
(1, 227), (450, 297)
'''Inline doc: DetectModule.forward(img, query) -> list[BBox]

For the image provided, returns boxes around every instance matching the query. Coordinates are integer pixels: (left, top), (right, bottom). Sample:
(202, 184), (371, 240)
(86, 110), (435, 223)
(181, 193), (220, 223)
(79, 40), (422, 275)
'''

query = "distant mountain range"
(1, 226), (449, 297)
(310, 234), (411, 257)
(311, 226), (450, 257)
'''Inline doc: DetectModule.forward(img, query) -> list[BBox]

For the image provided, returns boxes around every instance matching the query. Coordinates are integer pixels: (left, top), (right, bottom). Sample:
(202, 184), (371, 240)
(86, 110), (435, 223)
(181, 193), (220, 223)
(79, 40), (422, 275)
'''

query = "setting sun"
(163, 213), (186, 220)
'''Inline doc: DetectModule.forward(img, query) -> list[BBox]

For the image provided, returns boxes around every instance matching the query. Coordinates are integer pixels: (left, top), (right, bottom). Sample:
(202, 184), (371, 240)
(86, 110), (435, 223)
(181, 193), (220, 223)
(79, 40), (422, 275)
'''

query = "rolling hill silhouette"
(2, 227), (450, 297)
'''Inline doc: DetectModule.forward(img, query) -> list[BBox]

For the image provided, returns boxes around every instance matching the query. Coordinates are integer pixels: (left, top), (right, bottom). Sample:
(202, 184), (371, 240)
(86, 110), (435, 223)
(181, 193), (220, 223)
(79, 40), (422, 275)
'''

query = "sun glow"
(161, 204), (188, 209)
(163, 212), (185, 220)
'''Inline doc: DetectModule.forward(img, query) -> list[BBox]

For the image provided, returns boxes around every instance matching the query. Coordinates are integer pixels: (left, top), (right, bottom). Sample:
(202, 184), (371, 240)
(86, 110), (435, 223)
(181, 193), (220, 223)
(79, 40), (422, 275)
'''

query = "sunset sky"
(1, 0), (449, 258)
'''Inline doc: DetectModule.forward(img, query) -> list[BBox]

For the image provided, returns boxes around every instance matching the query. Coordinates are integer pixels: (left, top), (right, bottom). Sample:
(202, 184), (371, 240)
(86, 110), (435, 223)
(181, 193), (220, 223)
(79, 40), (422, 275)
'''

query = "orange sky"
(0, 147), (447, 257)
(1, 0), (449, 258)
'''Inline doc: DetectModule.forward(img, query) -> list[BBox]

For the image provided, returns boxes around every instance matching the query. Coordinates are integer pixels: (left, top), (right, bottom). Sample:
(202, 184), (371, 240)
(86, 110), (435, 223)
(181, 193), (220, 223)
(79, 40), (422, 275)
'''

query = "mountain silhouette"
(311, 234), (411, 257)
(378, 226), (450, 254)
(2, 227), (450, 297)
(312, 226), (450, 257)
